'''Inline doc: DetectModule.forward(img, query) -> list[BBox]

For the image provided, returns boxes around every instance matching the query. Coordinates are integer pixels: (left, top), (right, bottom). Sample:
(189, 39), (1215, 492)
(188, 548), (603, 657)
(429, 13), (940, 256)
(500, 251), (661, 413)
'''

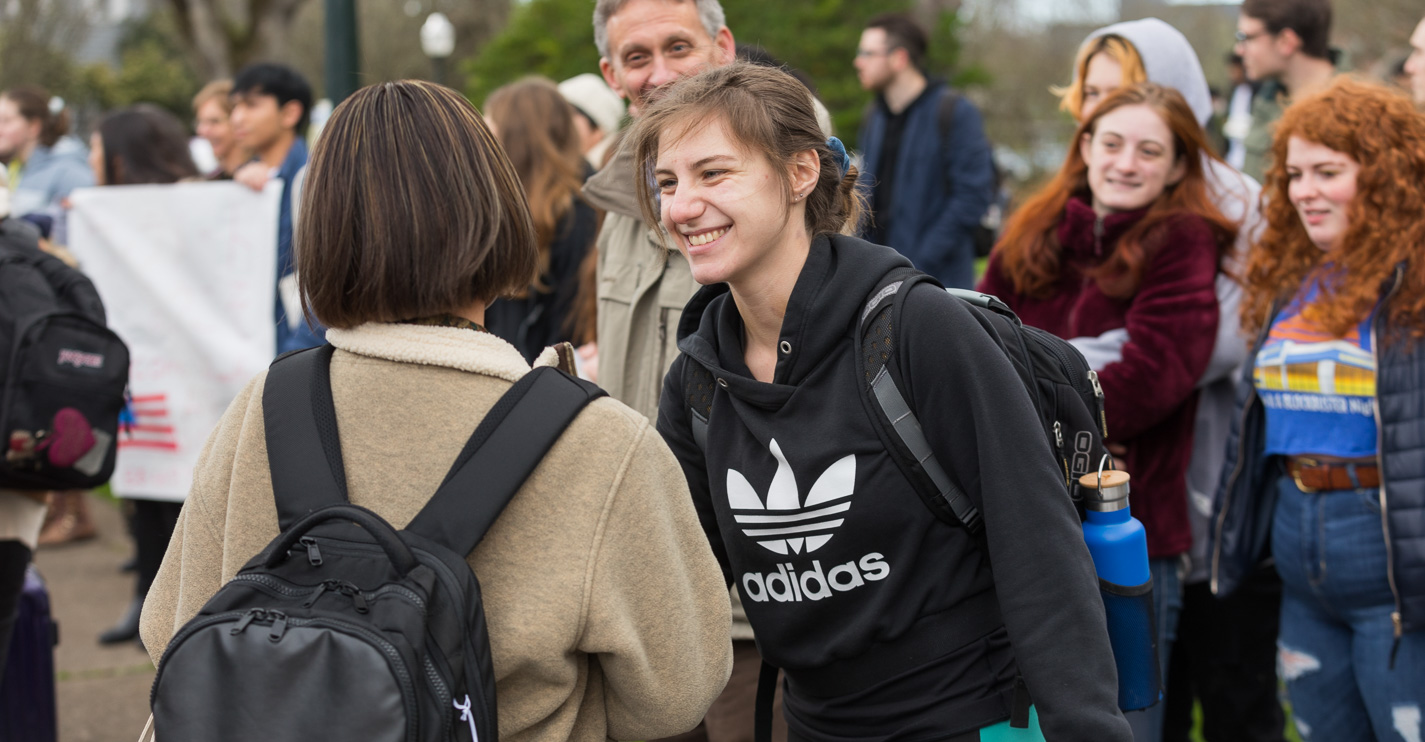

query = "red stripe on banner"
(119, 440), (179, 450)
(128, 424), (175, 434)
(130, 394), (168, 403)
(131, 408), (170, 418)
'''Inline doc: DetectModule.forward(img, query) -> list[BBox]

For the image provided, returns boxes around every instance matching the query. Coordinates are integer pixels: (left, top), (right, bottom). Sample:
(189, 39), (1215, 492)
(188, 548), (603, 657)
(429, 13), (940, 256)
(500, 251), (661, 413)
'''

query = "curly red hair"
(995, 83), (1237, 299)
(1241, 78), (1425, 342)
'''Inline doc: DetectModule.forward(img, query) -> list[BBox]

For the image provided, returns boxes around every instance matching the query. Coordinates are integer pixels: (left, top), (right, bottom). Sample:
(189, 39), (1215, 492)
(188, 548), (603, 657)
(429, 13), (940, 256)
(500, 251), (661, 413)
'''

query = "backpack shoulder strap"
(936, 88), (962, 195)
(937, 87), (961, 141)
(264, 344), (348, 530)
(856, 269), (983, 534)
(684, 360), (715, 454)
(404, 366), (606, 557)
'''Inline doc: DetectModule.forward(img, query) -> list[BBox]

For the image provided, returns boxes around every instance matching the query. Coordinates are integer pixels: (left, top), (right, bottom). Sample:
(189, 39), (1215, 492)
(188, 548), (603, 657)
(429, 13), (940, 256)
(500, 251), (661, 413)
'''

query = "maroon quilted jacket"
(978, 196), (1220, 558)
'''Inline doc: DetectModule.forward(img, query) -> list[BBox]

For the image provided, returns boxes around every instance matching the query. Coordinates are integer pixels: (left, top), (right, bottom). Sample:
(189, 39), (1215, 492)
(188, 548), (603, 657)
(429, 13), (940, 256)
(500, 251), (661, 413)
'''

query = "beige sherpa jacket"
(137, 323), (733, 741)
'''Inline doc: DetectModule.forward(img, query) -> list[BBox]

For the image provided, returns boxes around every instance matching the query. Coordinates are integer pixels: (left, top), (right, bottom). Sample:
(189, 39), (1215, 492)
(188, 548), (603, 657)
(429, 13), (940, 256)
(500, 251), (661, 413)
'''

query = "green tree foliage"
(81, 12), (204, 122)
(462, 0), (987, 147)
(463, 0), (603, 107)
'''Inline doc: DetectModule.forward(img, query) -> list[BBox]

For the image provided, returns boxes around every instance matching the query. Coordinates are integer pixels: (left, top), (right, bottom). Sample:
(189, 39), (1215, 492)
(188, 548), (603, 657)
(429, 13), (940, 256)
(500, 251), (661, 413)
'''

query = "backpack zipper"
(1053, 421), (1070, 489)
(1087, 370), (1107, 439)
(297, 537), (323, 566)
(229, 572), (426, 614)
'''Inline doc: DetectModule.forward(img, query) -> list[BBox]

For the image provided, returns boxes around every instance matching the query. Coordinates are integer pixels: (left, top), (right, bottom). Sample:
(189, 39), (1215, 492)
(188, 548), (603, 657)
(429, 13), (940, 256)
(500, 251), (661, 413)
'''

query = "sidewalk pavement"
(33, 493), (154, 742)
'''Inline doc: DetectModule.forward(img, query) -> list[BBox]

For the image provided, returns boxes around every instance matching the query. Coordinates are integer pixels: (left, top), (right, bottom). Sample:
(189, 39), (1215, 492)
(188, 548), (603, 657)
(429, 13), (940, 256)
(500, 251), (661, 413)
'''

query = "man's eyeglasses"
(855, 49), (890, 58)
(1234, 29), (1270, 44)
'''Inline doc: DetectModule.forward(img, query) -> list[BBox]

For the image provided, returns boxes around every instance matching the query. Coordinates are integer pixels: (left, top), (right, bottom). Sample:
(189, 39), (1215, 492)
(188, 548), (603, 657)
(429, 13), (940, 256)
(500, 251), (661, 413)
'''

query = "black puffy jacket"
(1210, 265), (1425, 639)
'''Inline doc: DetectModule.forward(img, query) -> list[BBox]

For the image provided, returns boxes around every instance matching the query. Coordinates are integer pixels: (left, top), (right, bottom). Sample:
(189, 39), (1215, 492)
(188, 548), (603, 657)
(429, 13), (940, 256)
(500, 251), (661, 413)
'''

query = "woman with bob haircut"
(639, 62), (1129, 741)
(978, 83), (1238, 737)
(137, 80), (734, 741)
(481, 76), (599, 363)
(1211, 78), (1425, 740)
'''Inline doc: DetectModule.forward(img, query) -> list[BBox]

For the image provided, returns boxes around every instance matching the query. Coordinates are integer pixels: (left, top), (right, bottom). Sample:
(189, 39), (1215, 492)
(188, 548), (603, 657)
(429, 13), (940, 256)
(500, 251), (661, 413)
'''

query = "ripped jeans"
(1272, 475), (1424, 742)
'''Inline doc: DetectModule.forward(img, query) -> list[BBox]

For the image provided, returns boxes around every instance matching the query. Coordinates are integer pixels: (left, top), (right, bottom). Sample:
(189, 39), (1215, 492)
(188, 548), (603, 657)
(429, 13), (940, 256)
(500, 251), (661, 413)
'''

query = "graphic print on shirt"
(1253, 297), (1377, 458)
(728, 439), (856, 554)
(727, 439), (890, 603)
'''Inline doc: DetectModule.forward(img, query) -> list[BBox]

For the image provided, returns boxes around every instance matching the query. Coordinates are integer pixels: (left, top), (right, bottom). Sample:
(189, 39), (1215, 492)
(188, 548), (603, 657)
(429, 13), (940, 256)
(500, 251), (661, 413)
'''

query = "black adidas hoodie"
(657, 236), (1130, 741)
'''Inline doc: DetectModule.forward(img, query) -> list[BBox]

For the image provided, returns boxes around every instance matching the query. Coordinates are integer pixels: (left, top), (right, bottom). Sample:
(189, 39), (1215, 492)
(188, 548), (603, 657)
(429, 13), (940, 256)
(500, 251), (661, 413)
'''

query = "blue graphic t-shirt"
(1254, 282), (1377, 457)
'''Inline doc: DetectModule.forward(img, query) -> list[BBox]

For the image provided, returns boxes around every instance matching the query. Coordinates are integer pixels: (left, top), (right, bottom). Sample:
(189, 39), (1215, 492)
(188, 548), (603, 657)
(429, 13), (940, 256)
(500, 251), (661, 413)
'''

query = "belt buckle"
(1292, 457), (1320, 493)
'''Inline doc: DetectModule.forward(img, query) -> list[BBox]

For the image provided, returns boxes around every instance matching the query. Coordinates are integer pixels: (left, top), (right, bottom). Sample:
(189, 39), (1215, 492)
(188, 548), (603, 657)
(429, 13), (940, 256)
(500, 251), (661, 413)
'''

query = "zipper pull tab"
(1093, 216), (1105, 257)
(268, 611), (289, 643)
(351, 587), (369, 614)
(299, 537), (323, 566)
(231, 608), (262, 635)
(1087, 370), (1108, 439)
(1053, 421), (1071, 489)
(303, 581), (331, 608)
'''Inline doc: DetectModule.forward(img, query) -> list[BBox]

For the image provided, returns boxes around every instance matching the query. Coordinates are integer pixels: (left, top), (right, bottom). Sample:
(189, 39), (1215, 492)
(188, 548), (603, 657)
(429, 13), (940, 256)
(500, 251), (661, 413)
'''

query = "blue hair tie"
(827, 136), (850, 178)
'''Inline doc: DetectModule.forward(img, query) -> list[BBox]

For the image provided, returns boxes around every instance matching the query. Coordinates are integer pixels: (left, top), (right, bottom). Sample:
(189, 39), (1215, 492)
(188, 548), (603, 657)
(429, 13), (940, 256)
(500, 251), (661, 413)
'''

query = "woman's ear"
(789, 149), (820, 201)
(1167, 155), (1188, 187)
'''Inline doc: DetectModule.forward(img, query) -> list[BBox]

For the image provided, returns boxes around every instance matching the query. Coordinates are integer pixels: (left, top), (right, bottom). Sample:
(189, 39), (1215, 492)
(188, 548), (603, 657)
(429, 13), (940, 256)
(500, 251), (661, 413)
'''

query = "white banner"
(68, 181), (281, 501)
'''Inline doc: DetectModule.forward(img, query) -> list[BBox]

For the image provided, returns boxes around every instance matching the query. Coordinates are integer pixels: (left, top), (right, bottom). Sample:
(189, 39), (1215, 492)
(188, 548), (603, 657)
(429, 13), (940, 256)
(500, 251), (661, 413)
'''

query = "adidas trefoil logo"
(727, 439), (855, 555)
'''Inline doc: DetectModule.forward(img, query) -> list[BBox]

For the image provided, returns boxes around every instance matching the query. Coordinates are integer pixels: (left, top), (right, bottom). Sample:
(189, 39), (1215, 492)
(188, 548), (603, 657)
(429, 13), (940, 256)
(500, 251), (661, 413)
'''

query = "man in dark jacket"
(854, 13), (994, 289)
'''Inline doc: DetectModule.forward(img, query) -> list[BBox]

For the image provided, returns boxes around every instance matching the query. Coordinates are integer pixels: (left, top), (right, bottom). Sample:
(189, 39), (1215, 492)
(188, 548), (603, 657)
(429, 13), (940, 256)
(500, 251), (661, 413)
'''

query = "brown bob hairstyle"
(1240, 78), (1425, 342)
(298, 80), (537, 329)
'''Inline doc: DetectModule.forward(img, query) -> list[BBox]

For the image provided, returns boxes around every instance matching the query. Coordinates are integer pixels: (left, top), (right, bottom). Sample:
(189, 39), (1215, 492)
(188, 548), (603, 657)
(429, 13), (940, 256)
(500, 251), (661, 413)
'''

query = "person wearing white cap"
(559, 73), (626, 168)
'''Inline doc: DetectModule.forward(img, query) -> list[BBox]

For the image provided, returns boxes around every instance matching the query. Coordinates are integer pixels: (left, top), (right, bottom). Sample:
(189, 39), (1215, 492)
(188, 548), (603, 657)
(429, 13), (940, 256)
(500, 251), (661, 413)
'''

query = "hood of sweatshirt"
(1081, 18), (1214, 128)
(581, 133), (643, 221)
(675, 234), (913, 409)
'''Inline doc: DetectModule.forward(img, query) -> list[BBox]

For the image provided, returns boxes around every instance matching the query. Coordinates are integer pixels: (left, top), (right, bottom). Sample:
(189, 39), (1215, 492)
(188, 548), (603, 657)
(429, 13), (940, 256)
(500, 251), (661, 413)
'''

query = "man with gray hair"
(583, 1), (788, 739)
(583, 0), (735, 418)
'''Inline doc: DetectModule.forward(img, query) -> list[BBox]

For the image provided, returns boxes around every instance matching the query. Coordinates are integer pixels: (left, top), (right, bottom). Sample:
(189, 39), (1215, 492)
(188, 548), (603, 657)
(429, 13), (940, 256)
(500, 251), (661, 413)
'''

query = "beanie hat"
(557, 74), (626, 135)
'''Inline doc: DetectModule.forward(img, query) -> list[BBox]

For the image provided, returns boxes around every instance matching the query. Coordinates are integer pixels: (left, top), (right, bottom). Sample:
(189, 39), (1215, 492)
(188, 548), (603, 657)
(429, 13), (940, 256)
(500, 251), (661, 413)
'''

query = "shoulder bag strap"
(857, 269), (983, 534)
(264, 344), (347, 530)
(405, 366), (606, 556)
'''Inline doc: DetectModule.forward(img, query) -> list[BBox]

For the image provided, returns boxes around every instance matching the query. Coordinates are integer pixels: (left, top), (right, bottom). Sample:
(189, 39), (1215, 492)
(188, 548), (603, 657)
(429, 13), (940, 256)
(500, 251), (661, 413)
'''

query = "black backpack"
(0, 218), (128, 490)
(150, 345), (605, 741)
(856, 267), (1111, 531)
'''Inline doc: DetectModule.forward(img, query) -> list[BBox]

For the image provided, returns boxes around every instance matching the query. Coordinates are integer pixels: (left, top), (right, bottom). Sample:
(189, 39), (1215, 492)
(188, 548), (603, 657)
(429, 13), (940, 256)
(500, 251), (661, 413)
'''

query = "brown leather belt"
(1286, 457), (1380, 492)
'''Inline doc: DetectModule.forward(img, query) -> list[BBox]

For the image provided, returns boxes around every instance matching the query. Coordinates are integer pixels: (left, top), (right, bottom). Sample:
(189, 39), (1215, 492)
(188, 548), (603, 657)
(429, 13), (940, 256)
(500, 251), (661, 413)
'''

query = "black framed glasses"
(1234, 29), (1270, 44)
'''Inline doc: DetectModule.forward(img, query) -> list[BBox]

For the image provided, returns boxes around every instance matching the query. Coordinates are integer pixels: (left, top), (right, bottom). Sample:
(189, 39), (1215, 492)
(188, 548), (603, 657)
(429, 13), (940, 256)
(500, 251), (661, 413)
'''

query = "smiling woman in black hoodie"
(630, 62), (1130, 742)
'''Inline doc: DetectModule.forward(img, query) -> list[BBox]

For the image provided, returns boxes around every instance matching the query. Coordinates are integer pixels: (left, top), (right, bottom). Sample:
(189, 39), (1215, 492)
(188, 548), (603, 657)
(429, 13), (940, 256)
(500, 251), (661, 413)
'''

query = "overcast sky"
(985, 0), (1242, 28)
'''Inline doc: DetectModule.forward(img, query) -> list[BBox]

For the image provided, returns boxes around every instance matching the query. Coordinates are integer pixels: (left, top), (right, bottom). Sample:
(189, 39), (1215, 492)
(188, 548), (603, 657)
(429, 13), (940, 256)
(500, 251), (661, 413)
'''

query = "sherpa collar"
(325, 322), (560, 383)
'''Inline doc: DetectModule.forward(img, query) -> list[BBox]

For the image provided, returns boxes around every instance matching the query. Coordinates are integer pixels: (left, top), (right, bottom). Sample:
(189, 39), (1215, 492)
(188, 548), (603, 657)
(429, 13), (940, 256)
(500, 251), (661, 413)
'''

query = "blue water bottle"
(1078, 465), (1160, 712)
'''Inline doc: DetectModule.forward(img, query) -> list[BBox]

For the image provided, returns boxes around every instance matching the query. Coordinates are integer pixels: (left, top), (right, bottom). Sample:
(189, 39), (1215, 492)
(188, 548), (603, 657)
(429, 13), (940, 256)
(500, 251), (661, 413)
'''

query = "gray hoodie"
(1072, 18), (1265, 582)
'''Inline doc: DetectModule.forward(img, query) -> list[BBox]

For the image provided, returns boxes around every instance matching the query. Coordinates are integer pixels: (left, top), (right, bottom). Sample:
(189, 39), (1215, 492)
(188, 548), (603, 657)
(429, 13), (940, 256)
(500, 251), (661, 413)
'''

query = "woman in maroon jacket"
(977, 82), (1237, 739)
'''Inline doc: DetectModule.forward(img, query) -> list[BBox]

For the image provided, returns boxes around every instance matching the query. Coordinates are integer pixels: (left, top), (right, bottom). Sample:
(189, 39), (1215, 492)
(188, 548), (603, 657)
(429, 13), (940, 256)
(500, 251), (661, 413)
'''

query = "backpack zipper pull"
(1053, 421), (1070, 489)
(348, 584), (369, 614)
(268, 611), (289, 642)
(302, 581), (332, 608)
(1087, 370), (1108, 439)
(231, 608), (263, 635)
(298, 537), (323, 566)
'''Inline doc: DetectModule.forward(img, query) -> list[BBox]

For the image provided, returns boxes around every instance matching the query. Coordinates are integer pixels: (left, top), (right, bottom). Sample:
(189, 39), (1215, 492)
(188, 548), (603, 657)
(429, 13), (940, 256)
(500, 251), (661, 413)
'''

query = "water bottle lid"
(1078, 470), (1131, 511)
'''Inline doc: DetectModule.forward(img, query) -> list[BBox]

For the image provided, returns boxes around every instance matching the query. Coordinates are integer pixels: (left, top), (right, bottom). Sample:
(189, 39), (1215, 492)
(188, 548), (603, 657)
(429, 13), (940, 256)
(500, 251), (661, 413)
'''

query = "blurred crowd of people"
(1, 0), (1424, 739)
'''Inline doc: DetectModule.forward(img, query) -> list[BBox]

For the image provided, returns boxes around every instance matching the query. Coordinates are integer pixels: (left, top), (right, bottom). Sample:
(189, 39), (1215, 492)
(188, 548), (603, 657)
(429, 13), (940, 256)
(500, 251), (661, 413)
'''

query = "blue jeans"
(1126, 555), (1184, 742)
(1272, 475), (1425, 742)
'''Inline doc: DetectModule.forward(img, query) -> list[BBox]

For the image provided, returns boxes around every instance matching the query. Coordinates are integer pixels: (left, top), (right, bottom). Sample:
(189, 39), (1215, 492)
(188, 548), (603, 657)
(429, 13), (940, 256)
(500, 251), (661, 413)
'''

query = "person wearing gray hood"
(1056, 18), (1283, 742)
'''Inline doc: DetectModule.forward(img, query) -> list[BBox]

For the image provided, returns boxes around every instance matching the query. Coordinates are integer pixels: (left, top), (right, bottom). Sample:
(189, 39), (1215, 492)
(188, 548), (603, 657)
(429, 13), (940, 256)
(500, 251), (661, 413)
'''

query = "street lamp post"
(324, 0), (361, 104)
(420, 12), (456, 87)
